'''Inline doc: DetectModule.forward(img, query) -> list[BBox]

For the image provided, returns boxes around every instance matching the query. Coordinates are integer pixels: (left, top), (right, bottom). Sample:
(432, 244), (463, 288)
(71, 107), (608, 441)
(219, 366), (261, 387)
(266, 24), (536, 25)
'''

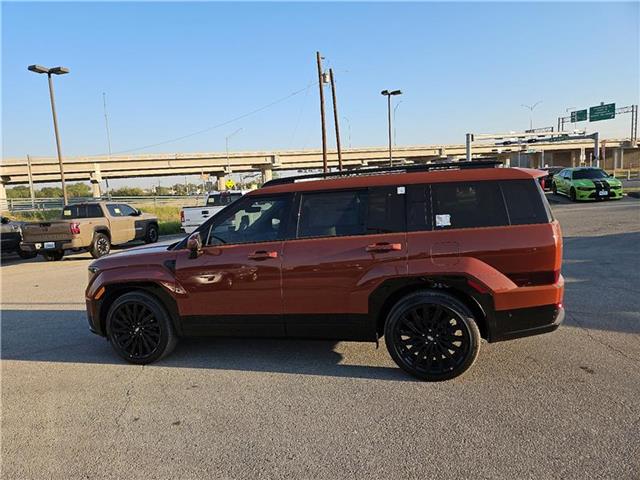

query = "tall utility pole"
(102, 92), (112, 197)
(28, 65), (70, 204)
(26, 155), (35, 207)
(381, 89), (402, 165)
(328, 69), (343, 172)
(316, 52), (328, 173)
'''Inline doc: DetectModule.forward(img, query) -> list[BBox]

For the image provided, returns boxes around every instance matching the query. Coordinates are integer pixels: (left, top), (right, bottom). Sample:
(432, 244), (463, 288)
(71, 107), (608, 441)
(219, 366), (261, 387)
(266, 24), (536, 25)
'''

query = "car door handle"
(248, 250), (279, 260)
(365, 242), (402, 253)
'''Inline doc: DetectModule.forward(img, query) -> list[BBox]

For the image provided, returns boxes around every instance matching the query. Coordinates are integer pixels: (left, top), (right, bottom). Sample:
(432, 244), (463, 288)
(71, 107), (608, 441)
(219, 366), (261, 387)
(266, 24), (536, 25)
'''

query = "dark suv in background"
(85, 161), (564, 381)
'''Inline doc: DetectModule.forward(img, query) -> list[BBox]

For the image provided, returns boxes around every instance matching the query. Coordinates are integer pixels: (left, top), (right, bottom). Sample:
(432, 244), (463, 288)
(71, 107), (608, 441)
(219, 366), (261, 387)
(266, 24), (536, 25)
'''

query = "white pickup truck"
(180, 190), (248, 234)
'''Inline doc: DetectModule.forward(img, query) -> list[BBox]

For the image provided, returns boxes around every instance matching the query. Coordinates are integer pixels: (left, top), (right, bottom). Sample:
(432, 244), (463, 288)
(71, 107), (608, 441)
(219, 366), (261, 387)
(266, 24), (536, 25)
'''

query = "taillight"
(541, 178), (546, 189)
(70, 222), (81, 235)
(180, 210), (185, 223)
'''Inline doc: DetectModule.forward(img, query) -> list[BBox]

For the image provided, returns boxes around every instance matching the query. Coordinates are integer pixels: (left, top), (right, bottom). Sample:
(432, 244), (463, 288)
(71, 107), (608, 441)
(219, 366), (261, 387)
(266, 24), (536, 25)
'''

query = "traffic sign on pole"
(589, 103), (616, 122)
(571, 109), (588, 122)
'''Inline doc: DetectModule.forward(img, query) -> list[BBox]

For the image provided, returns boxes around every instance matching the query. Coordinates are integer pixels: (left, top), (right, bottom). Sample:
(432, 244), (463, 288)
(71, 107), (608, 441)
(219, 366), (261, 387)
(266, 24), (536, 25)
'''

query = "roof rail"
(262, 159), (503, 187)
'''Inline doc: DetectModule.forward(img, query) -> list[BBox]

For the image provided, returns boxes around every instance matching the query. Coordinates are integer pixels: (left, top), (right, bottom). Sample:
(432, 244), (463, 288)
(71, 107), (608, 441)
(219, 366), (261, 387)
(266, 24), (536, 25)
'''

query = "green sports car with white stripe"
(551, 167), (624, 202)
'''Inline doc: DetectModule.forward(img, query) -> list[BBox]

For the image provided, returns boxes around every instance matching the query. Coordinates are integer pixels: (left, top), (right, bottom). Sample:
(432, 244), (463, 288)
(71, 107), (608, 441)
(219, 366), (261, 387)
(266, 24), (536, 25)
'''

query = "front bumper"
(490, 304), (564, 342)
(575, 188), (623, 201)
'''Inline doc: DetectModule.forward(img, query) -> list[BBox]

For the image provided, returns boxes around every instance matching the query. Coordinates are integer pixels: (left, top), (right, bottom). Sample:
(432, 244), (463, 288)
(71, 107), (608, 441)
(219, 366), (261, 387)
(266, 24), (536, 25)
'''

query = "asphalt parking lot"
(2, 196), (639, 480)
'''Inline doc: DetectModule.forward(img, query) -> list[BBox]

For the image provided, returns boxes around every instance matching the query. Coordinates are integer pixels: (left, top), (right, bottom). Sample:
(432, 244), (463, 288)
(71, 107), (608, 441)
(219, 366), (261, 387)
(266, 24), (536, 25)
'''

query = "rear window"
(62, 204), (103, 219)
(501, 180), (551, 225)
(207, 192), (243, 207)
(431, 181), (508, 229)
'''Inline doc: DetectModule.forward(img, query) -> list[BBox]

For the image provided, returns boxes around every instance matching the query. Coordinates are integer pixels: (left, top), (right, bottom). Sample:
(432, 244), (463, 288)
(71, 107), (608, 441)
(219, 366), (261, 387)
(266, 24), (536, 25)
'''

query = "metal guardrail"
(1, 195), (205, 212)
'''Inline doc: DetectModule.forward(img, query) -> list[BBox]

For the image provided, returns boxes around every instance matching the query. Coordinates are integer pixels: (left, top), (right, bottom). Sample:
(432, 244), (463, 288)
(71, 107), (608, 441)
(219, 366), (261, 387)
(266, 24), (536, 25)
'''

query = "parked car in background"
(180, 190), (248, 234)
(551, 167), (623, 201)
(539, 166), (564, 190)
(86, 162), (564, 381)
(21, 202), (159, 261)
(0, 216), (37, 259)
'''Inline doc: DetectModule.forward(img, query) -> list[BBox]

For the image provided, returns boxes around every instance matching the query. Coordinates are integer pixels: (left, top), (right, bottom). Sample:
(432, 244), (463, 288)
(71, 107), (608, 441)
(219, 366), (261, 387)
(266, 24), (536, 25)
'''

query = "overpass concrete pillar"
(261, 166), (273, 184)
(90, 165), (102, 198)
(216, 175), (226, 191)
(0, 179), (7, 211)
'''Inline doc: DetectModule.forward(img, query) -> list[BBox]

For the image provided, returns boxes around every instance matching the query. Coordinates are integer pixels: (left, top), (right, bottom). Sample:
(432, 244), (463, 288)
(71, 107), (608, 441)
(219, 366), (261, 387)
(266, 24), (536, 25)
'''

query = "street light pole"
(521, 100), (542, 131)
(381, 89), (402, 165)
(28, 64), (70, 204)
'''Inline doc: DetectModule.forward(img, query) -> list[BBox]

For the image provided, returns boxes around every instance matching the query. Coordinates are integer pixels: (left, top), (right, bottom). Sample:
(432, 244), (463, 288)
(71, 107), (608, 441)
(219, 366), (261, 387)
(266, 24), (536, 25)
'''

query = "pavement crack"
(567, 312), (640, 364)
(114, 366), (145, 428)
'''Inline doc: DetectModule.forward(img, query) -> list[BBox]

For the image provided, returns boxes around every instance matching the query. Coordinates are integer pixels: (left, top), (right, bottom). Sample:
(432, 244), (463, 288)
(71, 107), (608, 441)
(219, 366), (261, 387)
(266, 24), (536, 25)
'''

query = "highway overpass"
(1, 137), (638, 199)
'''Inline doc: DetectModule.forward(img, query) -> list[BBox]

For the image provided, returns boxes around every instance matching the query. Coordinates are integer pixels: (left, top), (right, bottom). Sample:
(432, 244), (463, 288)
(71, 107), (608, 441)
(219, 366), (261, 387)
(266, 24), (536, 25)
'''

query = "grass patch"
(158, 221), (182, 236)
(7, 210), (61, 222)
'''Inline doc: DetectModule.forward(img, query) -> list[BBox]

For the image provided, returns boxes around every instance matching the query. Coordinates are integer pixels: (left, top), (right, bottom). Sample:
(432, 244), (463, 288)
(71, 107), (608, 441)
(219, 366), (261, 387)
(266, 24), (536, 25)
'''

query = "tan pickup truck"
(21, 202), (159, 261)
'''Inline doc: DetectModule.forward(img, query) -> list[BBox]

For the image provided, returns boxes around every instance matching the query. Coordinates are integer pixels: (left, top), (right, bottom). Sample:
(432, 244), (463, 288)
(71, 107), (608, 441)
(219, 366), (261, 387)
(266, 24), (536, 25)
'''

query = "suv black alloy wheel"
(145, 224), (159, 244)
(106, 291), (177, 364)
(385, 291), (481, 381)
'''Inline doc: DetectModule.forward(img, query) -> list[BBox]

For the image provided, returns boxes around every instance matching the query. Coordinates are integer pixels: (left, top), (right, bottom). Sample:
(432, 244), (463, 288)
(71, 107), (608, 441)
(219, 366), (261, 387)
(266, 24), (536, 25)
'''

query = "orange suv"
(85, 161), (564, 381)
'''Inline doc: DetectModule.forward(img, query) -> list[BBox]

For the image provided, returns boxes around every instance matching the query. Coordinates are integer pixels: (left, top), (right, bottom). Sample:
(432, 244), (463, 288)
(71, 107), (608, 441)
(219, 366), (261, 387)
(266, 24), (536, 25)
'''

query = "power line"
(107, 82), (318, 155)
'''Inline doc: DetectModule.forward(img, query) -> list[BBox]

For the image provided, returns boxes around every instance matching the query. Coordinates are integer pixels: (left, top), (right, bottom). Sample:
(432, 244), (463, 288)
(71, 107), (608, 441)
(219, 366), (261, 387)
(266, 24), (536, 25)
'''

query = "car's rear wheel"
(144, 224), (159, 244)
(42, 250), (64, 261)
(106, 291), (177, 365)
(570, 187), (577, 202)
(90, 232), (111, 258)
(18, 249), (37, 259)
(384, 291), (481, 381)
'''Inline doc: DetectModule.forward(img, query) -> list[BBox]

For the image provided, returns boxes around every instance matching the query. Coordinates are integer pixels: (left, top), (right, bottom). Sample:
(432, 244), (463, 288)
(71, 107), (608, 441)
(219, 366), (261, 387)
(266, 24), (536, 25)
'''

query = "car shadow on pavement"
(0, 309), (410, 382)
(562, 231), (640, 335)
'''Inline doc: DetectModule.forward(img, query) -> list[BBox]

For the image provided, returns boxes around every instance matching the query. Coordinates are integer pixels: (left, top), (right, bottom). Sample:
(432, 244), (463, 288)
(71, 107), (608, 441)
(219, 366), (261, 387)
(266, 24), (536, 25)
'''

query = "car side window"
(297, 190), (367, 239)
(431, 181), (508, 229)
(206, 196), (289, 246)
(367, 186), (406, 233)
(118, 204), (136, 216)
(406, 184), (432, 231)
(501, 180), (551, 225)
(106, 204), (123, 216)
(86, 204), (104, 218)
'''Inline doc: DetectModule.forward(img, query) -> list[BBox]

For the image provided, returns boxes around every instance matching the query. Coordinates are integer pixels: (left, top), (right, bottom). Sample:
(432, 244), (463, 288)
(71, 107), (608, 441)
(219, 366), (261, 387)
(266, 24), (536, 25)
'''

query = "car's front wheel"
(106, 291), (177, 365)
(552, 183), (558, 195)
(384, 291), (481, 381)
(570, 187), (577, 202)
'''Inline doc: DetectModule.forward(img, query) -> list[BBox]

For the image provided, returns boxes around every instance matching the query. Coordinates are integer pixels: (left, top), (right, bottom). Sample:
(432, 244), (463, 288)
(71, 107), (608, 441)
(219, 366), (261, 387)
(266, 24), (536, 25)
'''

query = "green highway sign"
(571, 109), (588, 122)
(589, 103), (616, 122)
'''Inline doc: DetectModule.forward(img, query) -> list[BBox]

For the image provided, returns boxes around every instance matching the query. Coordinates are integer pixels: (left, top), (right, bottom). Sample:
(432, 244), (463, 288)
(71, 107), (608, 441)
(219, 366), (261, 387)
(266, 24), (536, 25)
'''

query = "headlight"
(88, 265), (100, 283)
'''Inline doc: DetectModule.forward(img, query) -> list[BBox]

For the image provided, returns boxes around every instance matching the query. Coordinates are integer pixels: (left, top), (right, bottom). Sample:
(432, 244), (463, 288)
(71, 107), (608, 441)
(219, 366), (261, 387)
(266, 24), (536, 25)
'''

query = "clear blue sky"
(2, 2), (639, 179)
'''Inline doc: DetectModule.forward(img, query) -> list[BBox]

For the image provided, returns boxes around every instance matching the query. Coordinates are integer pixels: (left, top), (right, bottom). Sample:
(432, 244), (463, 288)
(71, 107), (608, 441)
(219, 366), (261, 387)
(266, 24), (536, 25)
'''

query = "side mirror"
(187, 232), (203, 259)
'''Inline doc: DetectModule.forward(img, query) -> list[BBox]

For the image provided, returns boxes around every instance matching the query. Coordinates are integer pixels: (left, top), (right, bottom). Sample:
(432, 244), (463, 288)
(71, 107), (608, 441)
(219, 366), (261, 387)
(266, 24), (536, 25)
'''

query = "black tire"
(552, 183), (558, 195)
(144, 223), (159, 244)
(90, 232), (111, 258)
(106, 291), (177, 365)
(384, 291), (481, 381)
(569, 187), (577, 202)
(42, 250), (64, 261)
(17, 249), (37, 259)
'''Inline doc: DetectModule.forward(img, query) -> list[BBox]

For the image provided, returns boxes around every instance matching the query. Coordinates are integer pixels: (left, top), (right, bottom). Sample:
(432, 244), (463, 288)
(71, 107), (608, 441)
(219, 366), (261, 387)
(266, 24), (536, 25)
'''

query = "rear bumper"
(489, 304), (564, 342)
(21, 238), (84, 252)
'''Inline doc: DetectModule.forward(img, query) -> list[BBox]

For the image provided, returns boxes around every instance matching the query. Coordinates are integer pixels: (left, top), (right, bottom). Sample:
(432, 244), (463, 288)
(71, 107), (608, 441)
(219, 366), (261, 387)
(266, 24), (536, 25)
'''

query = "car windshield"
(573, 169), (608, 180)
